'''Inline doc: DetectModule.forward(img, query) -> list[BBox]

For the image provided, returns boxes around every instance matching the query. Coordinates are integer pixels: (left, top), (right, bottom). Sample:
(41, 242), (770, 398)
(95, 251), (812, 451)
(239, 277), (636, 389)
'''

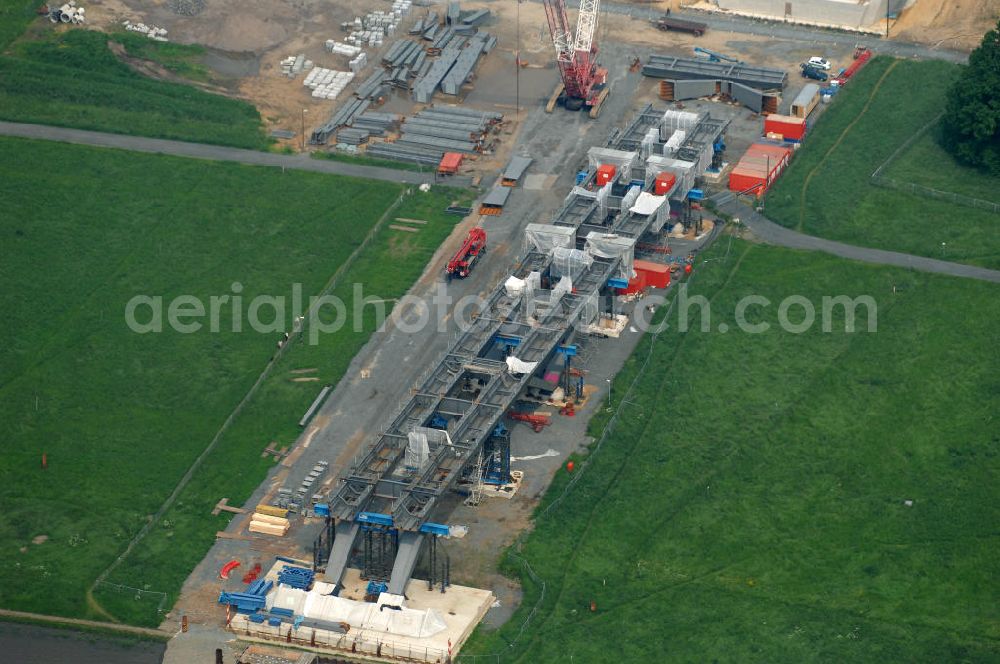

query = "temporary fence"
(871, 113), (999, 215)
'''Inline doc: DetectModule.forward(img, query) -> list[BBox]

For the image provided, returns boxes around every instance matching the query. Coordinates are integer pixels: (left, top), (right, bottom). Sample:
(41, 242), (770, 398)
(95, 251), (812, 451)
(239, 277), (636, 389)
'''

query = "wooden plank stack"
(249, 505), (291, 536)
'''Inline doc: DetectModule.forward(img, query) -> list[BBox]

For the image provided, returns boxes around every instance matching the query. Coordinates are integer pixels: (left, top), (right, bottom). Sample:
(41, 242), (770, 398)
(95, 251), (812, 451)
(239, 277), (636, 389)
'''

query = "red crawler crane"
(542, 0), (609, 118)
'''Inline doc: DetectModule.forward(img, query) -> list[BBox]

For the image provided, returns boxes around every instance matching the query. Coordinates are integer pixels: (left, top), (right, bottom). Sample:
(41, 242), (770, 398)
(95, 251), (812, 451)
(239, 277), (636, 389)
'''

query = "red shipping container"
(763, 114), (806, 141)
(728, 143), (792, 196)
(654, 171), (676, 195)
(596, 164), (617, 186)
(619, 259), (671, 295)
(438, 152), (464, 174)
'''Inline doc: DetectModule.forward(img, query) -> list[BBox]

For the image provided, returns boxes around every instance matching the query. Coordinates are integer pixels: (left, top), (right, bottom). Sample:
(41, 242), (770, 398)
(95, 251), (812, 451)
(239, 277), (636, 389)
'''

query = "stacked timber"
(249, 505), (291, 536)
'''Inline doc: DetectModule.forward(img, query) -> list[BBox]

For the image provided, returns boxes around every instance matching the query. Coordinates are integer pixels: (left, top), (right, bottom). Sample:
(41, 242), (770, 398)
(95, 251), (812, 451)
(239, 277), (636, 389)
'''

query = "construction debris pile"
(167, 0), (206, 17)
(47, 2), (85, 24)
(122, 19), (168, 41)
(367, 106), (502, 165)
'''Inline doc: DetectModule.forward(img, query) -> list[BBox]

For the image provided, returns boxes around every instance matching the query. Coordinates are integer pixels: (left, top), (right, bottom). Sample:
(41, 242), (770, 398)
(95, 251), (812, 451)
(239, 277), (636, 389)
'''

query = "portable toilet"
(596, 164), (617, 186)
(654, 171), (676, 195)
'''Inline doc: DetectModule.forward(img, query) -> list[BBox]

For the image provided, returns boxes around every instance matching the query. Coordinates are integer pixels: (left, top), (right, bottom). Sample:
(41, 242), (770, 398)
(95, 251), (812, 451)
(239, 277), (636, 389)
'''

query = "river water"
(0, 622), (166, 664)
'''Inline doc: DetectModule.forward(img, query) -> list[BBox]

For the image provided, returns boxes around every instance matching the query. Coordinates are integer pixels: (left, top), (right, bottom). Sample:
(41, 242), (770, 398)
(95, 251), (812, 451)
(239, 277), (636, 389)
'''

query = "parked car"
(807, 56), (832, 70)
(800, 63), (829, 81)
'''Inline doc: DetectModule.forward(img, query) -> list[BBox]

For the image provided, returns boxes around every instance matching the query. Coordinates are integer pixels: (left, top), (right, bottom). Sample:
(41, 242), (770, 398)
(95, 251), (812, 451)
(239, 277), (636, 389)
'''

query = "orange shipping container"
(728, 143), (792, 196)
(763, 114), (806, 141)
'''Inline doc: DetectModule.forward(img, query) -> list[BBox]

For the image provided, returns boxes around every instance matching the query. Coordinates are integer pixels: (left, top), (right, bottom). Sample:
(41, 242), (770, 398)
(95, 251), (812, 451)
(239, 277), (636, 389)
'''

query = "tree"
(940, 20), (1000, 175)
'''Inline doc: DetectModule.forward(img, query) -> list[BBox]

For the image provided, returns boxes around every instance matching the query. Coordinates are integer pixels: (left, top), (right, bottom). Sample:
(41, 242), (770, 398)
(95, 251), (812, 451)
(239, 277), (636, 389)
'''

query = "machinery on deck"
(445, 227), (487, 279)
(542, 0), (609, 118)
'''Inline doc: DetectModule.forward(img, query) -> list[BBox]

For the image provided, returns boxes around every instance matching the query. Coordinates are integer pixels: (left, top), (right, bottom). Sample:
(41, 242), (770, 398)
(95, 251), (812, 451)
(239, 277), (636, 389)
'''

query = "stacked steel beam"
(310, 97), (371, 145)
(355, 70), (387, 100)
(412, 39), (463, 103)
(440, 33), (495, 95)
(367, 106), (502, 164)
(337, 128), (371, 145)
(353, 111), (401, 137)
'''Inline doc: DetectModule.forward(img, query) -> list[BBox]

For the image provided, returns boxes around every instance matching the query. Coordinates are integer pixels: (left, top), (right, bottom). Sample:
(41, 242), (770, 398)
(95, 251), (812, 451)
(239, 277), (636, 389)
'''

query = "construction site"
(118, 0), (872, 659)
(7, 0), (995, 662)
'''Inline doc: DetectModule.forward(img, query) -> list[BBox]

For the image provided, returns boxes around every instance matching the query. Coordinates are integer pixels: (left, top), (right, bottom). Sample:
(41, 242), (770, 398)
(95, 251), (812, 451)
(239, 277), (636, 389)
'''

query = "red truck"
(445, 228), (487, 279)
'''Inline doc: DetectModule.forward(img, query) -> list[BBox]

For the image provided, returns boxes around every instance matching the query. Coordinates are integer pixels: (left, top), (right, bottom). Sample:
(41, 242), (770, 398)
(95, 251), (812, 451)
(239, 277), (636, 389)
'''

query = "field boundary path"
(0, 609), (171, 640)
(712, 192), (1000, 283)
(0, 121), (468, 187)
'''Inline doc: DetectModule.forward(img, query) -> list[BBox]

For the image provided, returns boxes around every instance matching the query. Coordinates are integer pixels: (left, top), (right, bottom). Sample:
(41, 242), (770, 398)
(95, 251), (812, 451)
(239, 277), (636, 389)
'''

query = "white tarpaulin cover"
(506, 356), (538, 375)
(552, 275), (573, 300)
(405, 431), (430, 470)
(664, 129), (686, 155)
(587, 147), (638, 183)
(505, 275), (526, 297)
(291, 589), (448, 639)
(551, 247), (593, 281)
(660, 109), (699, 140)
(641, 126), (659, 159)
(645, 155), (697, 198)
(406, 427), (451, 471)
(524, 223), (575, 255)
(585, 232), (636, 280)
(621, 185), (641, 213)
(630, 192), (666, 216)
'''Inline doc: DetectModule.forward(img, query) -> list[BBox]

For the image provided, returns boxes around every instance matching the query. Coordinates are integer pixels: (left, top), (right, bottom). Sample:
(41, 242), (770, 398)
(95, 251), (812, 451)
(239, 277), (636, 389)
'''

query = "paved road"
(0, 121), (470, 187)
(712, 193), (1000, 283)
(561, 0), (970, 63)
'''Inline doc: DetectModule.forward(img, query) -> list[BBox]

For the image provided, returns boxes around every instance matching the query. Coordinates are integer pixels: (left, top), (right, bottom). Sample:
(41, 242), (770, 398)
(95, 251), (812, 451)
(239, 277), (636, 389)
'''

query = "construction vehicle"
(800, 63), (828, 81)
(653, 14), (707, 36)
(542, 0), (610, 118)
(693, 46), (741, 64)
(445, 228), (487, 280)
(832, 46), (872, 86)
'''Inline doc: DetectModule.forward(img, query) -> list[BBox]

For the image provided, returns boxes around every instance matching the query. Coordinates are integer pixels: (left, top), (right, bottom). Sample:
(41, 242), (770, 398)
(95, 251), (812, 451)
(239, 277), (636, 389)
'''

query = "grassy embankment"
(0, 135), (468, 625)
(0, 13), (268, 149)
(765, 57), (1000, 269)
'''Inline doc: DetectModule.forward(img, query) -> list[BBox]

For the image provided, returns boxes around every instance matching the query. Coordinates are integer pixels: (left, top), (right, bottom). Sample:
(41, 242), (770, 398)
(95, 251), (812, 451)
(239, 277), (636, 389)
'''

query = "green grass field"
(765, 57), (1000, 270)
(0, 136), (464, 624)
(0, 25), (268, 148)
(464, 238), (1000, 662)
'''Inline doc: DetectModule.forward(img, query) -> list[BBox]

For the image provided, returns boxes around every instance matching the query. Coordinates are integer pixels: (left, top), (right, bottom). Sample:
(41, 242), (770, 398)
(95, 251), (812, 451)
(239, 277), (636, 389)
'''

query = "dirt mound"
(892, 0), (999, 51)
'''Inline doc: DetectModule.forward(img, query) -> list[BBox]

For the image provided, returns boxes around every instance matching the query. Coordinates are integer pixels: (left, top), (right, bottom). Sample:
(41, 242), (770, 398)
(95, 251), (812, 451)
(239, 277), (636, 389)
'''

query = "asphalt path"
(712, 192), (1000, 283)
(0, 121), (470, 187)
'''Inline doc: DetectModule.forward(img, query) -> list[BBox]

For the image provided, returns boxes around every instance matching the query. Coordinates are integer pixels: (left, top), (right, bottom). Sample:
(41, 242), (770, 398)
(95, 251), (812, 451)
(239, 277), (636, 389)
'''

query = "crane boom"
(542, 0), (574, 64)
(572, 0), (600, 54)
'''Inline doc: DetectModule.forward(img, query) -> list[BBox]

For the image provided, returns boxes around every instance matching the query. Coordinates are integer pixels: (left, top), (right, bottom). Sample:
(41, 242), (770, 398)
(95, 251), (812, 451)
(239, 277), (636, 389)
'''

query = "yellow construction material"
(251, 513), (290, 526)
(255, 504), (289, 518)
(249, 520), (289, 536)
